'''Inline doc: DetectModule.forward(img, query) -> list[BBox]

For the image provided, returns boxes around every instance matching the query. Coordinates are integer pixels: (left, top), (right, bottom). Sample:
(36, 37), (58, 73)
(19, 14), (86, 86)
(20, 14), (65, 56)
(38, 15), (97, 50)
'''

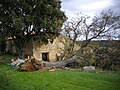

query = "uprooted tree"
(44, 10), (120, 68)
(0, 0), (66, 59)
(62, 10), (120, 58)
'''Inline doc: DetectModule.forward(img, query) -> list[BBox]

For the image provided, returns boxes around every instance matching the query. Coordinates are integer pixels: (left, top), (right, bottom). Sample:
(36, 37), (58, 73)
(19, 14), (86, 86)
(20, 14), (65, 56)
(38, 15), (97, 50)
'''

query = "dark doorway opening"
(42, 52), (49, 61)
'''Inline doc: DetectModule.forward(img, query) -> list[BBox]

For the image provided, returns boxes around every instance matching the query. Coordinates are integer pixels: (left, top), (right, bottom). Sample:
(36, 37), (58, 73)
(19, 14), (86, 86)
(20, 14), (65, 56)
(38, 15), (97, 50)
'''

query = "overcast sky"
(61, 0), (120, 20)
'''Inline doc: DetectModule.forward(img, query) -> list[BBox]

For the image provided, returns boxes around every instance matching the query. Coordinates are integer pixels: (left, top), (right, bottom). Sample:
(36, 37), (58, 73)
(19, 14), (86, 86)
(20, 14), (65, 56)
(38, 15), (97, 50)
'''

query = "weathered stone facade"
(33, 36), (65, 62)
(6, 39), (33, 56)
(6, 36), (66, 62)
(6, 39), (16, 54)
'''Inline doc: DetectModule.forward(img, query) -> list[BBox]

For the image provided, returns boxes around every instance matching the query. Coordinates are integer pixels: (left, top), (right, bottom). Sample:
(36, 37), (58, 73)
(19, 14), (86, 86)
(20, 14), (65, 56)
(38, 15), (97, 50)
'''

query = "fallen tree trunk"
(43, 56), (78, 68)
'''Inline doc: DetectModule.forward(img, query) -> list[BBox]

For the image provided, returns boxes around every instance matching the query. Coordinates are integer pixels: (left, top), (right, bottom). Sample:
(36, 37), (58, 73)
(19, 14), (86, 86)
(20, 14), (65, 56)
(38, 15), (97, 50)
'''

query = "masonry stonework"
(33, 36), (64, 62)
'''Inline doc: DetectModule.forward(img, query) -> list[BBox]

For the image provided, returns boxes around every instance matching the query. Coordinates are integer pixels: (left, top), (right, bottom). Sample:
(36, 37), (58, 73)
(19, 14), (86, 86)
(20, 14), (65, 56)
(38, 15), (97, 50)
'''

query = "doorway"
(42, 52), (49, 61)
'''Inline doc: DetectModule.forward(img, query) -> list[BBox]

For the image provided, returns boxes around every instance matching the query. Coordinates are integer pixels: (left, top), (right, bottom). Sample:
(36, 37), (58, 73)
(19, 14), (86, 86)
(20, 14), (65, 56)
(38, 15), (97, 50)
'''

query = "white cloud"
(61, 0), (120, 21)
(80, 0), (113, 11)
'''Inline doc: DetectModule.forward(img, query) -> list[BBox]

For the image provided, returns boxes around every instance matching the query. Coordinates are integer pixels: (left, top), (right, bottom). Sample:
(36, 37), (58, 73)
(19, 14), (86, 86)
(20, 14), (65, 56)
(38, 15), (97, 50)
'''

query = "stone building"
(33, 36), (65, 62)
(6, 36), (65, 62)
(6, 38), (33, 56)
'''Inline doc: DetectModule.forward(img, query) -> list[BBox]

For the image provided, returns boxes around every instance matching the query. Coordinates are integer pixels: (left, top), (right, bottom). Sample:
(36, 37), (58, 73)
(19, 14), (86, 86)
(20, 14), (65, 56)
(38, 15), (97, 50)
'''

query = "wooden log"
(43, 56), (78, 68)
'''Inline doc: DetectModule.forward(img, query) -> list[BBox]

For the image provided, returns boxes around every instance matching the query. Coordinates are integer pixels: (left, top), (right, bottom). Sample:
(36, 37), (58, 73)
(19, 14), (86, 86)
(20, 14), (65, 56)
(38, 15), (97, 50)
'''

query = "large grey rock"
(83, 66), (95, 71)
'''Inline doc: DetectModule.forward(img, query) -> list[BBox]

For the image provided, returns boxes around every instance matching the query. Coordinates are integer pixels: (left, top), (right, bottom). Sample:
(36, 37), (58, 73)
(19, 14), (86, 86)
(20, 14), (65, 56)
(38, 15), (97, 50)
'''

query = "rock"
(83, 66), (95, 71)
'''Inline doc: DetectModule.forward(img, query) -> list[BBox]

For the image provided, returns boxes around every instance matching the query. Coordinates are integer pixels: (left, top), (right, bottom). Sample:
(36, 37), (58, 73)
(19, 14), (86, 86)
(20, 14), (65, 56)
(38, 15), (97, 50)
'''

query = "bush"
(95, 47), (120, 71)
(78, 47), (95, 67)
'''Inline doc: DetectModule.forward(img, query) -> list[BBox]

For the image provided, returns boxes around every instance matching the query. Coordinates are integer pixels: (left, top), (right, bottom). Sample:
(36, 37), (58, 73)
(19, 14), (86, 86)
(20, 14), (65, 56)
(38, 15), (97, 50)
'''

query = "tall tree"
(0, 0), (66, 59)
(39, 10), (120, 68)
(61, 10), (120, 58)
(38, 10), (120, 67)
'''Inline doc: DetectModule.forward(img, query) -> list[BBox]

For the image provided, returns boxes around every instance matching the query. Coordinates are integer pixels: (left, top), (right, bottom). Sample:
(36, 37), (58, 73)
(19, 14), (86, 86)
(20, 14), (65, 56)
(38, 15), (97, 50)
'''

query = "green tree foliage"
(0, 0), (66, 59)
(78, 46), (95, 67)
(95, 40), (120, 71)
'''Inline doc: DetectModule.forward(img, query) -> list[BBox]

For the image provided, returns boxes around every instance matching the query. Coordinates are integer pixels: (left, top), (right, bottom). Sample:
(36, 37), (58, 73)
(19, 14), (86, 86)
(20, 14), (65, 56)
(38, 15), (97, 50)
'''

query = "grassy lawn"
(0, 54), (120, 90)
(0, 64), (120, 90)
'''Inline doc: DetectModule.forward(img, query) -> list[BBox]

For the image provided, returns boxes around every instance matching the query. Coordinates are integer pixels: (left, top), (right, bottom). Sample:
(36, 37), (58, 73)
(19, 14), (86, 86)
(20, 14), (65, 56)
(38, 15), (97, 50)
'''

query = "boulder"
(83, 66), (95, 71)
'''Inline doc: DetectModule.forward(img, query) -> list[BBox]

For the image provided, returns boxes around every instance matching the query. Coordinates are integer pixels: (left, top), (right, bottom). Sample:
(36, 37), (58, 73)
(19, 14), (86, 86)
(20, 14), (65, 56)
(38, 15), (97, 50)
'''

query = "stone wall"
(33, 36), (65, 62)
(6, 39), (33, 56)
(6, 39), (16, 54)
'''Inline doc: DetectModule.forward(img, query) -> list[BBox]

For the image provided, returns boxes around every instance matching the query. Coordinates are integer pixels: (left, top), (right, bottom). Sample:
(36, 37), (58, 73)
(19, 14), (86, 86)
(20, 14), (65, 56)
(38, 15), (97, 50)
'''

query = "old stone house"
(33, 36), (65, 62)
(6, 38), (33, 56)
(6, 36), (65, 62)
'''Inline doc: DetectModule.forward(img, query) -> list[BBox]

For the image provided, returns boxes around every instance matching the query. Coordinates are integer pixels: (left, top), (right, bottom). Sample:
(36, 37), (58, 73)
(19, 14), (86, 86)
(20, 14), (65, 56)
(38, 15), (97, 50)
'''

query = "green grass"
(0, 64), (120, 90)
(0, 54), (120, 90)
(0, 54), (16, 64)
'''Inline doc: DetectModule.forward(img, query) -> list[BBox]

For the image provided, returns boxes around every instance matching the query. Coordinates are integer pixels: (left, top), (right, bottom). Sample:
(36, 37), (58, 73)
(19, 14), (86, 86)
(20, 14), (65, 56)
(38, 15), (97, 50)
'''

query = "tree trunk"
(43, 56), (78, 68)
(14, 39), (26, 60)
(17, 47), (25, 60)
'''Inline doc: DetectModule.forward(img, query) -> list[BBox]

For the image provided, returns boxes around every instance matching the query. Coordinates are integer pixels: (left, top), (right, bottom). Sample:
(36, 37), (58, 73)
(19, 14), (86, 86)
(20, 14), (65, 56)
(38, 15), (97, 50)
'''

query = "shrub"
(78, 47), (95, 67)
(95, 47), (120, 71)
